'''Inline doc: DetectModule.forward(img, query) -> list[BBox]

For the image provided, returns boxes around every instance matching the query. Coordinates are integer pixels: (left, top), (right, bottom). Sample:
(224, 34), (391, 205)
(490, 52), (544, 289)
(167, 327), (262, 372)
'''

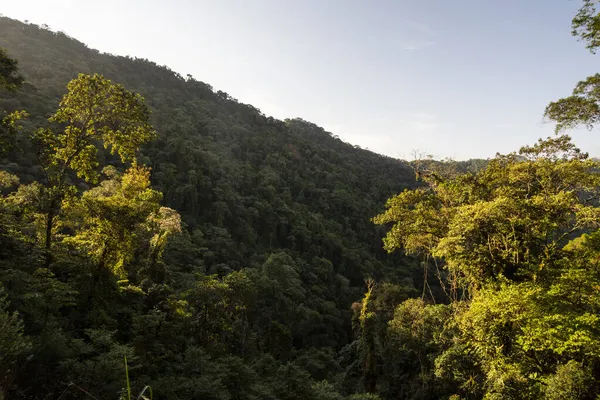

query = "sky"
(1, 0), (598, 160)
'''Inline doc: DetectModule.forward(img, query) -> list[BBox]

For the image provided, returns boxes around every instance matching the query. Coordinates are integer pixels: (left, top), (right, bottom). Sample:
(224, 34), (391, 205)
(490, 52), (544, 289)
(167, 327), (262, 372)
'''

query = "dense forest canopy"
(0, 1), (600, 399)
(0, 13), (422, 400)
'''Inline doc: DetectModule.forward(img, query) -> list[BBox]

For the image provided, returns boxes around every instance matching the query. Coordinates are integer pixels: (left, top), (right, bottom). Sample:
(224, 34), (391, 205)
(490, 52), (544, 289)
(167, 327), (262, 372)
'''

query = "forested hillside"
(3, 2), (600, 399)
(0, 16), (427, 400)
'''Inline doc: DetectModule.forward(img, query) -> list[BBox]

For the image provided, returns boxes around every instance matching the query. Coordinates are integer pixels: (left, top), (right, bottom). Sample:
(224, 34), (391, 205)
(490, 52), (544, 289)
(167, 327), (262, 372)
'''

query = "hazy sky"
(2, 0), (598, 160)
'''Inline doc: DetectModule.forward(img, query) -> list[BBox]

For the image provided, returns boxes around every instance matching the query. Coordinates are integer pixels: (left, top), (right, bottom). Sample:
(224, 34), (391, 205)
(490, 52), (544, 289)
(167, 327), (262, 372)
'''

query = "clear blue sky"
(2, 0), (598, 160)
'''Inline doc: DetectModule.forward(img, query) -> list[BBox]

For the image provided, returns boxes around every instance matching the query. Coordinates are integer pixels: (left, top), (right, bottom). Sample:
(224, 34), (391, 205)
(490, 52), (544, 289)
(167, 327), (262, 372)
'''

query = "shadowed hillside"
(0, 16), (429, 399)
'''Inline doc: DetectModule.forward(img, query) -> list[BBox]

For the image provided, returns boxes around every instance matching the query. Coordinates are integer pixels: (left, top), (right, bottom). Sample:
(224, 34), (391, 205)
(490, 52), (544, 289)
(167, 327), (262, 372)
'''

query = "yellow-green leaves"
(374, 136), (600, 287)
(544, 360), (591, 400)
(47, 73), (155, 183)
(0, 170), (18, 190)
(375, 136), (600, 397)
(148, 206), (182, 258)
(373, 188), (447, 255)
(388, 298), (450, 347)
(63, 166), (180, 279)
(33, 73), (158, 256)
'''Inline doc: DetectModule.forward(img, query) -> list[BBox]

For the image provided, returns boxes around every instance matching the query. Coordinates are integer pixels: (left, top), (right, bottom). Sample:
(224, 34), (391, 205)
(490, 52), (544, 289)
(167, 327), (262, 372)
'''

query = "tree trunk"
(43, 208), (55, 268)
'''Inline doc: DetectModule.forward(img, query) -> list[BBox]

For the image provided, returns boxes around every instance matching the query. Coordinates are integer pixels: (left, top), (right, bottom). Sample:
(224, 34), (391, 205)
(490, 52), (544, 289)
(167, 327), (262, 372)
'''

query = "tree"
(33, 73), (156, 259)
(0, 48), (23, 91)
(572, 0), (600, 53)
(0, 17), (422, 399)
(0, 48), (26, 154)
(545, 1), (600, 132)
(374, 135), (600, 290)
(63, 165), (180, 282)
(374, 136), (600, 398)
(357, 280), (379, 394)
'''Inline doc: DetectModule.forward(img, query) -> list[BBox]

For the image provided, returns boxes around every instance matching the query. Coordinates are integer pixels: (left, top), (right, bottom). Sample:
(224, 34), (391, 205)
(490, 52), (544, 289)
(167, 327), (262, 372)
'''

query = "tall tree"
(33, 73), (156, 260)
(374, 136), (600, 398)
(374, 135), (600, 290)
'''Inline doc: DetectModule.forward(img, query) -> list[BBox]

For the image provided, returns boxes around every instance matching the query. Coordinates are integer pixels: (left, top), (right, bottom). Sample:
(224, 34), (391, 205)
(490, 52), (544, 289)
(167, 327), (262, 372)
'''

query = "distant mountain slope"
(0, 16), (421, 289)
(0, 16), (454, 399)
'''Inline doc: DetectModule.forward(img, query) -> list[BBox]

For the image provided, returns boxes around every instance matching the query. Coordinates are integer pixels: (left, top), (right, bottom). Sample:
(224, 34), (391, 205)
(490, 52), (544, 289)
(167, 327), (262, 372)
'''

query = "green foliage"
(0, 48), (23, 91)
(374, 135), (600, 289)
(546, 1), (600, 132)
(0, 287), (31, 395)
(572, 0), (600, 53)
(545, 74), (600, 132)
(0, 109), (27, 155)
(11, 5), (600, 398)
(44, 73), (155, 183)
(0, 16), (422, 400)
(358, 280), (378, 393)
(374, 133), (600, 398)
(347, 394), (382, 400)
(544, 361), (592, 400)
(0, 49), (26, 154)
(25, 72), (157, 262)
(63, 165), (179, 279)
